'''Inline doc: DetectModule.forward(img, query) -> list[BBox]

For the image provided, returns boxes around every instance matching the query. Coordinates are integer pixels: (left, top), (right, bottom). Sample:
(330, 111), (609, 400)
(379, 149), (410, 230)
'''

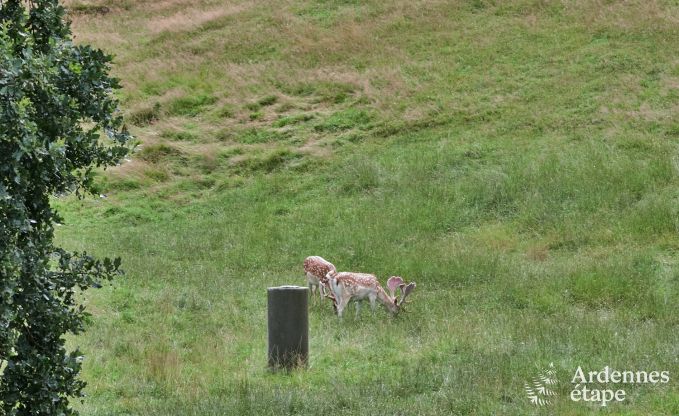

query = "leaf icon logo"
(525, 362), (559, 406)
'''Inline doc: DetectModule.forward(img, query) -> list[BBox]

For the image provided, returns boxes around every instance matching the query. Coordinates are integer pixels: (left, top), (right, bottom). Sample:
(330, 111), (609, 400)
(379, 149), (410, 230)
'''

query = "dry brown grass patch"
(147, 3), (251, 34)
(526, 244), (549, 262)
(298, 136), (333, 158)
(573, 0), (679, 31)
(145, 345), (182, 386)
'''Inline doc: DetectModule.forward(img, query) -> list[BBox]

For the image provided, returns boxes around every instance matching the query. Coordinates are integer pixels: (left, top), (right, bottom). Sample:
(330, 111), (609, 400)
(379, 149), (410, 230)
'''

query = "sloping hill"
(58, 1), (678, 414)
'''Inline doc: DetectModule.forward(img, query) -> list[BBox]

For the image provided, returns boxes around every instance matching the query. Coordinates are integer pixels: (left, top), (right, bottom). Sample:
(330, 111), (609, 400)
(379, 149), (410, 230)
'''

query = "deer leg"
(354, 301), (361, 319)
(309, 283), (317, 303)
(337, 296), (350, 318)
(369, 293), (377, 315)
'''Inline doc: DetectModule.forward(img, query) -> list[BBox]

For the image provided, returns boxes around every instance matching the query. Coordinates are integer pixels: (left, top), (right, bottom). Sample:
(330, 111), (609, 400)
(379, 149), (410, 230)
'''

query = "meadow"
(55, 0), (679, 414)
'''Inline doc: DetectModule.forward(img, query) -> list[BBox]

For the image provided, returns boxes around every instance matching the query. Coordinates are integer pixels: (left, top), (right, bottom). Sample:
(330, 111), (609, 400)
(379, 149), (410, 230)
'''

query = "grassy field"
(54, 0), (679, 414)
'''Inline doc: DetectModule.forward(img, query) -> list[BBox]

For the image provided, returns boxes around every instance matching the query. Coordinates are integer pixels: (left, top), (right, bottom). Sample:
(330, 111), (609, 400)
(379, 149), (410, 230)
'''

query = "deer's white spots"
(329, 272), (416, 318)
(303, 256), (337, 305)
(303, 257), (416, 317)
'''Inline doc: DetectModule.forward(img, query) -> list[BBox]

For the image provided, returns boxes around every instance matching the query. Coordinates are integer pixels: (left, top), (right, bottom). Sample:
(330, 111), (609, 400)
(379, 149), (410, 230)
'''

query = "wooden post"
(267, 286), (308, 369)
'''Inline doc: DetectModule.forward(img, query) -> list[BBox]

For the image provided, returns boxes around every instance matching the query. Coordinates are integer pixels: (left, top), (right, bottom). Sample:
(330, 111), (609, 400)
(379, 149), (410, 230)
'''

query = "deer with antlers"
(327, 272), (416, 318)
(303, 256), (337, 305)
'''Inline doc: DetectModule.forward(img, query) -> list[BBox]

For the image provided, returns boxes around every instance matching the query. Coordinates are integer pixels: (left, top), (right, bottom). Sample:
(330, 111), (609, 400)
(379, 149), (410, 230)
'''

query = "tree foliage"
(0, 1), (131, 414)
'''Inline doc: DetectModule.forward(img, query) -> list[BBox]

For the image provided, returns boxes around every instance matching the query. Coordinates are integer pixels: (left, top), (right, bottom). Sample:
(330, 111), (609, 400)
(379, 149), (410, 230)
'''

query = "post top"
(268, 285), (308, 292)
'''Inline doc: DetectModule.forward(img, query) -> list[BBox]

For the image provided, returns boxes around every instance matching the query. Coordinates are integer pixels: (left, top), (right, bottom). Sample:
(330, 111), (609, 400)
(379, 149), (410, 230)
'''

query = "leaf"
(525, 364), (560, 406)
(0, 2), (132, 412)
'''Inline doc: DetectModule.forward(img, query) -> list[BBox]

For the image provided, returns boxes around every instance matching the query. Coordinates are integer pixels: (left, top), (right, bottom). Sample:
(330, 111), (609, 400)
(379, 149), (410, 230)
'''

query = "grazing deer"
(328, 272), (416, 318)
(303, 256), (337, 304)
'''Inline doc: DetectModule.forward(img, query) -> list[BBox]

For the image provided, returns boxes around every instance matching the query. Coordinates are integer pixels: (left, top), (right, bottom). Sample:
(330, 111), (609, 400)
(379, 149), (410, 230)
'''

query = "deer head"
(331, 272), (417, 317)
(387, 276), (416, 312)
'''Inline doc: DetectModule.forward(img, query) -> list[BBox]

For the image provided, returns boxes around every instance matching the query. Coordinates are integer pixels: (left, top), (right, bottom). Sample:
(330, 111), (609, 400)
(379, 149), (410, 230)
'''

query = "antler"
(385, 276), (416, 308)
(398, 282), (416, 306)
(331, 273), (416, 317)
(386, 276), (404, 298)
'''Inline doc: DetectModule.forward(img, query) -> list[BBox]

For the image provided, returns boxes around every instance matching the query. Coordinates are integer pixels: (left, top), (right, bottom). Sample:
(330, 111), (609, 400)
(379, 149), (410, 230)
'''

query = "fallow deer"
(303, 256), (337, 304)
(328, 272), (416, 318)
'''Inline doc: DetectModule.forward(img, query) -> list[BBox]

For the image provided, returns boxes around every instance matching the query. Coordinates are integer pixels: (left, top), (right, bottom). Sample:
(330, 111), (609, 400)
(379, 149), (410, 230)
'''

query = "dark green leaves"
(0, 1), (131, 414)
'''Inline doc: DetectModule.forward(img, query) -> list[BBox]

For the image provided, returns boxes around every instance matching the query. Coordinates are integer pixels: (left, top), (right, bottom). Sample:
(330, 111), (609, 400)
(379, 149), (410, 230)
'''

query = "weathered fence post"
(267, 286), (308, 369)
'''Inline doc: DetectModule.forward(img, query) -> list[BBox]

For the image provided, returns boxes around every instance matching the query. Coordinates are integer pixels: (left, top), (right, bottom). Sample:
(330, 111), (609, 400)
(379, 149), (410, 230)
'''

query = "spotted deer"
(303, 256), (337, 304)
(328, 272), (416, 318)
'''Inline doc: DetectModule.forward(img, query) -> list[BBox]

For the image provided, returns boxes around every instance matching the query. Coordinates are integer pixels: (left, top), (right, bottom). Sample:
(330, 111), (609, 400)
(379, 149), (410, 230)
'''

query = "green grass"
(54, 0), (679, 414)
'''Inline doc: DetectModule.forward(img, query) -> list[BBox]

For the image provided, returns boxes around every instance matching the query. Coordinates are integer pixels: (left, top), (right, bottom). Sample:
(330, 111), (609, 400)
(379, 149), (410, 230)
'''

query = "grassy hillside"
(56, 0), (678, 414)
